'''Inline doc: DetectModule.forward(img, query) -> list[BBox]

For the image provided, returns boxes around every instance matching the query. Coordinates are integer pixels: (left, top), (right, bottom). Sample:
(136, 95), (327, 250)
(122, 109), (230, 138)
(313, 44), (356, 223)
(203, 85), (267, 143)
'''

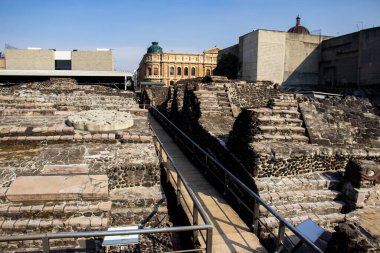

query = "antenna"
(356, 21), (364, 31)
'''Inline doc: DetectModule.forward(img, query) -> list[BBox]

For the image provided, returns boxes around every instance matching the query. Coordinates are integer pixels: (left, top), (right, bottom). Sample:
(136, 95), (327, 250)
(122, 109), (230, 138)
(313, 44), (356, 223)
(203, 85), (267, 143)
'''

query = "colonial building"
(137, 42), (219, 87)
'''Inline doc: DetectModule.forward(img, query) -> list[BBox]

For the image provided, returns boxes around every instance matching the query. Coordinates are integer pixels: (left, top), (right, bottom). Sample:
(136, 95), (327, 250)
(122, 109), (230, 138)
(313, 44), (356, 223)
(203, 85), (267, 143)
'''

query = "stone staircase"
(193, 89), (232, 117)
(256, 171), (347, 233)
(0, 164), (111, 251)
(253, 94), (309, 143)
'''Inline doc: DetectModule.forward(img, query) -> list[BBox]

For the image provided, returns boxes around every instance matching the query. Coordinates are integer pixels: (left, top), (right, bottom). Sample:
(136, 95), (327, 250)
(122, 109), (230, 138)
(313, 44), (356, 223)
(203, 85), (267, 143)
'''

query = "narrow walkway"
(150, 116), (267, 253)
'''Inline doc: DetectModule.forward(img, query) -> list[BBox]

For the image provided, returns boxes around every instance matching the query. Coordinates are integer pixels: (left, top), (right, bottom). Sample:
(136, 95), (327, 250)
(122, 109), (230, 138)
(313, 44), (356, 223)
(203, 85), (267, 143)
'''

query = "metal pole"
(253, 198), (260, 235)
(206, 227), (213, 253)
(223, 172), (228, 196)
(177, 174), (181, 206)
(193, 205), (199, 245)
(42, 237), (49, 253)
(276, 221), (285, 253)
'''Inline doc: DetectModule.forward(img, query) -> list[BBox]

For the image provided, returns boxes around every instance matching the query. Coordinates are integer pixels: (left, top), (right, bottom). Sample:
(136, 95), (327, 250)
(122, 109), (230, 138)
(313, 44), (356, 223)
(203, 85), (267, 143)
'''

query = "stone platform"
(6, 175), (108, 202)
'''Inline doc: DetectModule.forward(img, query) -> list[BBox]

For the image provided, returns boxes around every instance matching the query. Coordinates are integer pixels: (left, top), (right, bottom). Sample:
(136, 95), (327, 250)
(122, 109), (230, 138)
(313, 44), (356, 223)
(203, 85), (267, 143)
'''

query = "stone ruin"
(67, 110), (134, 131)
(150, 75), (380, 252)
(0, 78), (171, 252)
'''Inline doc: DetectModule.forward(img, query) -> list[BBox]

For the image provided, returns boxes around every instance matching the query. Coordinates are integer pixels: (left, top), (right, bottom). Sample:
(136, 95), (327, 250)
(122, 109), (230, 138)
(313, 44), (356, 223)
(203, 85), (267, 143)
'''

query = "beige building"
(2, 48), (113, 71)
(138, 42), (219, 87)
(219, 16), (332, 88)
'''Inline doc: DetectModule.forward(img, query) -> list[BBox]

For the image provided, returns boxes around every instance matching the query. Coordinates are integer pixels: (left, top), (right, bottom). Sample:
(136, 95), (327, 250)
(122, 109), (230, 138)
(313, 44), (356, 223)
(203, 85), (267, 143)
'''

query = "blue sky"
(1, 0), (379, 71)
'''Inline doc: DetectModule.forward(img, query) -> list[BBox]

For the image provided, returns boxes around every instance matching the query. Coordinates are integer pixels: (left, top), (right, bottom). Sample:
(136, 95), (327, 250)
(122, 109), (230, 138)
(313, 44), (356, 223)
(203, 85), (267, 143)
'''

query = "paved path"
(150, 116), (267, 253)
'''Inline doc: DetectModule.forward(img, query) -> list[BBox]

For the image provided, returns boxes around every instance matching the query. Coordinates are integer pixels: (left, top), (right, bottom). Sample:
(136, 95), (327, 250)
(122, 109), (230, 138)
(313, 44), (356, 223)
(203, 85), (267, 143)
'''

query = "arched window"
(153, 67), (158, 75)
(191, 67), (196, 76)
(170, 81), (174, 86)
(206, 69), (211, 76)
(147, 67), (152, 76)
(184, 67), (189, 76)
(177, 67), (181, 75)
(170, 67), (174, 75)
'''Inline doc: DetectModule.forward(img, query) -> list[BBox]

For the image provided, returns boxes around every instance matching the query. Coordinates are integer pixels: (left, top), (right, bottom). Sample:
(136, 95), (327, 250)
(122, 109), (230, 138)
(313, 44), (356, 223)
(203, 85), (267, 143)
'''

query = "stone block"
(140, 135), (152, 142)
(27, 219), (40, 229)
(42, 164), (89, 175)
(90, 217), (102, 227)
(39, 220), (52, 228)
(64, 205), (78, 213)
(0, 204), (10, 213)
(14, 219), (29, 230)
(2, 220), (15, 230)
(98, 201), (112, 211)
(6, 175), (109, 202)
(8, 206), (21, 213)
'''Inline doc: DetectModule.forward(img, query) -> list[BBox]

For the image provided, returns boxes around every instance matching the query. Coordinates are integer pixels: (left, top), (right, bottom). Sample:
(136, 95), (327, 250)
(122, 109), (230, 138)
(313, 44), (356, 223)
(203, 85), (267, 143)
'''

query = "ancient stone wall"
(142, 86), (170, 109)
(299, 96), (380, 148)
(228, 96), (380, 177)
(226, 81), (281, 109)
(0, 80), (171, 252)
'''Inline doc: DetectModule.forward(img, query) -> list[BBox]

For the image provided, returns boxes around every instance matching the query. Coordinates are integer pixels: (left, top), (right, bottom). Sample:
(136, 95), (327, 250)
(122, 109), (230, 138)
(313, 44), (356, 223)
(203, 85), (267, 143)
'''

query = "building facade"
(2, 48), (114, 71)
(320, 27), (380, 88)
(219, 16), (331, 88)
(138, 42), (219, 87)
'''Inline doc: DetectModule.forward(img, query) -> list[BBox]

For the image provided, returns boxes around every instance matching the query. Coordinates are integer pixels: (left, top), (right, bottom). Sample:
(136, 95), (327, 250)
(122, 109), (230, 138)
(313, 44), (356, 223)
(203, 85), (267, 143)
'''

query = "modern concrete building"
(3, 48), (114, 71)
(320, 27), (380, 88)
(137, 42), (219, 87)
(219, 16), (332, 88)
(0, 48), (132, 86)
(220, 16), (380, 89)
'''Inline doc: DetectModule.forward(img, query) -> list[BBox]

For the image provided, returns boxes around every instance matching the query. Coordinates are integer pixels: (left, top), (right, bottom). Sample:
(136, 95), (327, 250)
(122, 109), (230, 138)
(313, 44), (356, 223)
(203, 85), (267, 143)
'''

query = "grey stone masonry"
(299, 96), (380, 148)
(257, 171), (346, 233)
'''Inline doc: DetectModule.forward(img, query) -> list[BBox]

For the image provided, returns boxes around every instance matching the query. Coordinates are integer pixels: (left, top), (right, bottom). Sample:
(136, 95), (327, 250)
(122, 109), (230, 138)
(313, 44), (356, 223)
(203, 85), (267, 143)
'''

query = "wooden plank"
(150, 116), (267, 253)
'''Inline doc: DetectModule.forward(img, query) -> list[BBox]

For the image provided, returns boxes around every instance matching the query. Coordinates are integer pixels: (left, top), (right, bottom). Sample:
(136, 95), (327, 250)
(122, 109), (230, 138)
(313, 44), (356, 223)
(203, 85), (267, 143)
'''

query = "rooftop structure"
(288, 15), (310, 34)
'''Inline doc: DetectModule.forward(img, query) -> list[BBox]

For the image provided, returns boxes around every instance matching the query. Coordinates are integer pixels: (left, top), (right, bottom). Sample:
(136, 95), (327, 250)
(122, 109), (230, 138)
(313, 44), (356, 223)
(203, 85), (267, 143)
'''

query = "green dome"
(147, 42), (163, 54)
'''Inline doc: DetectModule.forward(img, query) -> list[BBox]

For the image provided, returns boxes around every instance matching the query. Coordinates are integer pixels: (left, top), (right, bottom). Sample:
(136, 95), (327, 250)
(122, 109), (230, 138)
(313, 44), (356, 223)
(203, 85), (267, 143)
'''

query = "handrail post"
(193, 205), (199, 245)
(253, 198), (260, 235)
(166, 162), (170, 184)
(206, 227), (213, 253)
(276, 221), (285, 253)
(42, 237), (49, 253)
(176, 174), (181, 206)
(223, 172), (228, 196)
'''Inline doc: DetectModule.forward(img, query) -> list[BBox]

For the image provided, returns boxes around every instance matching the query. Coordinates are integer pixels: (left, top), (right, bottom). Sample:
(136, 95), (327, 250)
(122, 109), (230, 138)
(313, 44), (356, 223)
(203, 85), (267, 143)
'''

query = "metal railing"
(0, 226), (211, 253)
(150, 107), (324, 253)
(150, 122), (213, 253)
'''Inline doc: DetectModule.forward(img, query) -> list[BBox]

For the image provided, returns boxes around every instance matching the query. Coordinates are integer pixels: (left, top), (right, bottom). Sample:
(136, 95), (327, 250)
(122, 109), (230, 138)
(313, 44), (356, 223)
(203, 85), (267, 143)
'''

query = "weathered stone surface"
(6, 175), (108, 202)
(67, 110), (134, 131)
(326, 208), (380, 252)
(42, 164), (89, 175)
(345, 159), (380, 188)
(299, 96), (380, 148)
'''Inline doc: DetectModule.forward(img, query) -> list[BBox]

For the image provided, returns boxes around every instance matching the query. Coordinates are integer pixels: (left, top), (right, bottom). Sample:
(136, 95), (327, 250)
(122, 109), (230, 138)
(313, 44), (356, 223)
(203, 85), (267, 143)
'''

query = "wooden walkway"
(150, 116), (267, 253)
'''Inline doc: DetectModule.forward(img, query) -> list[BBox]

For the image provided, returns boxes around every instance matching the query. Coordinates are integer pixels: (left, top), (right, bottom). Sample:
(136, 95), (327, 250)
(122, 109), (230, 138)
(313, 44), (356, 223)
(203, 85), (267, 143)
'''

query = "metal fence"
(150, 107), (324, 253)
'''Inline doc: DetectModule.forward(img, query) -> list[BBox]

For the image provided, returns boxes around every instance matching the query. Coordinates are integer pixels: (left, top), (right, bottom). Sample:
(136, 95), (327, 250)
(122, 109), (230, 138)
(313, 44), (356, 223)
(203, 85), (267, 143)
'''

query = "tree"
(214, 53), (239, 79)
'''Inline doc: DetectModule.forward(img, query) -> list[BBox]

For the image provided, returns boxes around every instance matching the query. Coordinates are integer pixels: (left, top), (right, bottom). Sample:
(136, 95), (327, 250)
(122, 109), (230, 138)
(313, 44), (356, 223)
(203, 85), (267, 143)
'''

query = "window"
(177, 67), (181, 75)
(170, 81), (174, 86)
(170, 67), (174, 75)
(55, 60), (71, 70)
(153, 67), (158, 75)
(191, 67), (196, 76)
(184, 67), (189, 76)
(206, 69), (211, 76)
(147, 67), (152, 76)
